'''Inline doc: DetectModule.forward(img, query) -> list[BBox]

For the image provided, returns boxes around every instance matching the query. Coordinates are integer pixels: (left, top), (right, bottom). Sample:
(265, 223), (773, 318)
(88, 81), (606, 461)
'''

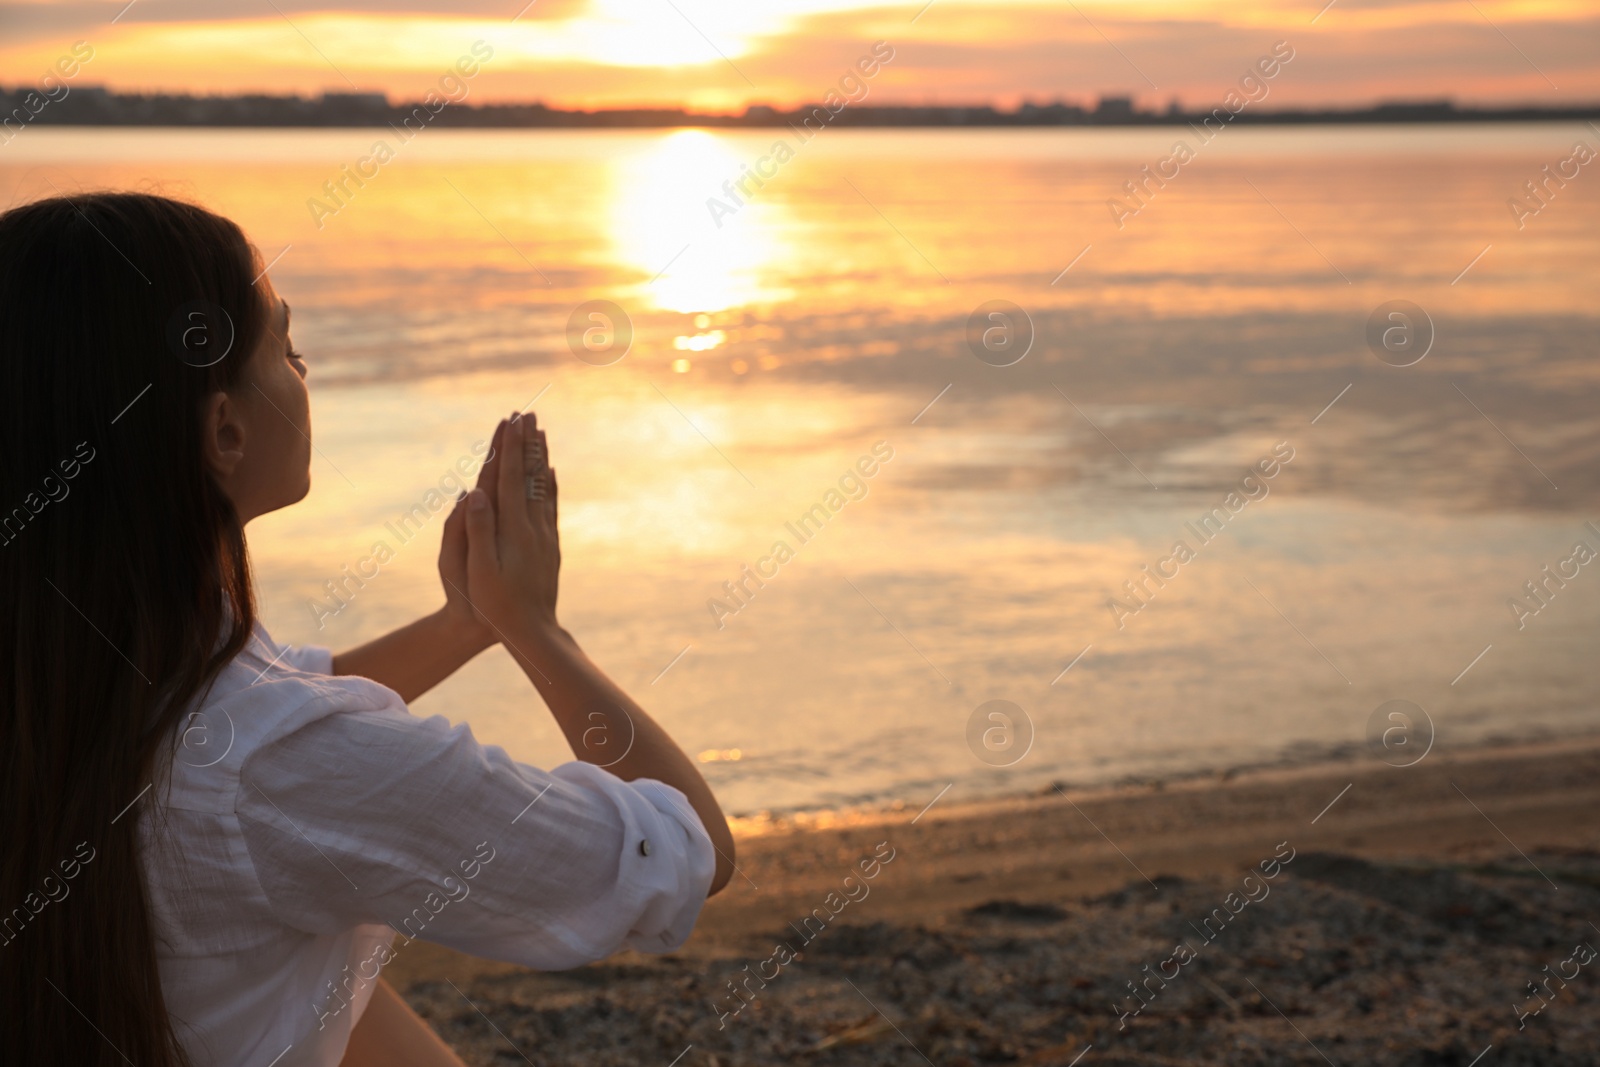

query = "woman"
(0, 192), (735, 1066)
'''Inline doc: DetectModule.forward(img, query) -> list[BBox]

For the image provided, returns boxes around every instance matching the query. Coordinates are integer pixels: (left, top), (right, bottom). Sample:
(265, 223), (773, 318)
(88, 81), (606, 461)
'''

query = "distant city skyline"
(0, 0), (1593, 111)
(6, 84), (1596, 132)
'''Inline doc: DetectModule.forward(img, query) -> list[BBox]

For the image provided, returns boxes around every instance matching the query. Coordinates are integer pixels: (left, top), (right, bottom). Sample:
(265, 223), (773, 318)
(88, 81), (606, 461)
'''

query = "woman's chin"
(266, 472), (313, 515)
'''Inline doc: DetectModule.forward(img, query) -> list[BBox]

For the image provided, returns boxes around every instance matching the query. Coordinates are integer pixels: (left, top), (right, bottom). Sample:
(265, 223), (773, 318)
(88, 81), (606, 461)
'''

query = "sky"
(0, 0), (1595, 111)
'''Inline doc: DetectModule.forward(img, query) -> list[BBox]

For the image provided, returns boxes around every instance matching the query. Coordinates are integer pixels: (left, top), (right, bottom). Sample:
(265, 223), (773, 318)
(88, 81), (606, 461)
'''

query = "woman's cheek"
(284, 361), (312, 438)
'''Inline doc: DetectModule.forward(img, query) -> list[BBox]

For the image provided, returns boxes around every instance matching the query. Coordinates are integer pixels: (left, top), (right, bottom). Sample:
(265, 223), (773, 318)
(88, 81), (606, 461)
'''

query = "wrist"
(505, 613), (572, 658)
(433, 605), (496, 657)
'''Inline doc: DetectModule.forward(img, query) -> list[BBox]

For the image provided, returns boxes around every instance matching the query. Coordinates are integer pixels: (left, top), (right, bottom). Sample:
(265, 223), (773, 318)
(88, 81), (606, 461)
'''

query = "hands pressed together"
(438, 412), (563, 649)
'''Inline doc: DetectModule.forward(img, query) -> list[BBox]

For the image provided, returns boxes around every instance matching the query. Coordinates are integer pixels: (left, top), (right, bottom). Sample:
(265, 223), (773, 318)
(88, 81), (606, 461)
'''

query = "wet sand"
(391, 736), (1600, 1065)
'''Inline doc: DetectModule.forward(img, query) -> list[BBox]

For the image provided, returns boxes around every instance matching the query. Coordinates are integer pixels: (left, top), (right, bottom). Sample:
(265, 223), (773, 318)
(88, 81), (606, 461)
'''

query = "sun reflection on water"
(607, 129), (795, 314)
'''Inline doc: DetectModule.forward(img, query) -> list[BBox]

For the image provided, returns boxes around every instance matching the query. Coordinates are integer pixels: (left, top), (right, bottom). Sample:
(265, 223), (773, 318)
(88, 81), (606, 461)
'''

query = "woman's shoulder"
(158, 624), (401, 813)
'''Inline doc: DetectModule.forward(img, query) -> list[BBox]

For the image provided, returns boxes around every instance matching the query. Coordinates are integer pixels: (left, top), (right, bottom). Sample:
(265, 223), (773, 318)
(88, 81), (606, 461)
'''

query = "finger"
(477, 418), (506, 502)
(440, 490), (467, 572)
(524, 428), (550, 521)
(522, 426), (545, 517)
(464, 487), (498, 585)
(498, 412), (530, 537)
(549, 469), (560, 569)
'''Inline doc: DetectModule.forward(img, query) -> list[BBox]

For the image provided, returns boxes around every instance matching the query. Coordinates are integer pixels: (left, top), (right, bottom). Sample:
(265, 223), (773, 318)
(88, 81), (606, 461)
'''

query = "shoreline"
(723, 727), (1600, 839)
(696, 730), (1600, 945)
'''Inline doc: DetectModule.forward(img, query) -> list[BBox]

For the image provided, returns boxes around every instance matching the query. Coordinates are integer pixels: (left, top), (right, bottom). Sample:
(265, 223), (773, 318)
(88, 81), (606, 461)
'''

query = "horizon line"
(6, 86), (1599, 128)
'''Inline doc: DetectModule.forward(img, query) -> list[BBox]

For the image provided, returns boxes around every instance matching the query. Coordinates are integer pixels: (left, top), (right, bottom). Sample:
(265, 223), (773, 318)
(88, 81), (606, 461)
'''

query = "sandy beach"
(388, 735), (1600, 1066)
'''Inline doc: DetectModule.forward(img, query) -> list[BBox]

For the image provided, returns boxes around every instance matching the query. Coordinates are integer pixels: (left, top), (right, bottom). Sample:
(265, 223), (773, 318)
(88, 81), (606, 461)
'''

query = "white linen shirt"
(138, 622), (715, 1067)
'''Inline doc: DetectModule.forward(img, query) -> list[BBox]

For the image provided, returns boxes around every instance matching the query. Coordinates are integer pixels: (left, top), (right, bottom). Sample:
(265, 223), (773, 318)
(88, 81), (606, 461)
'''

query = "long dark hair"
(0, 192), (271, 1064)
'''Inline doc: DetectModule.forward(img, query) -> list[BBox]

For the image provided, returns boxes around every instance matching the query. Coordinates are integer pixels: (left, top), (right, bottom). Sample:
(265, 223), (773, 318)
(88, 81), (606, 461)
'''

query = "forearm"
(331, 608), (494, 703)
(506, 623), (736, 895)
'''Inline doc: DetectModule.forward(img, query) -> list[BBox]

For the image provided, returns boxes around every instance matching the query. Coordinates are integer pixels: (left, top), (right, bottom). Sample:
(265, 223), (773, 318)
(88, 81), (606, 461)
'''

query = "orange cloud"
(0, 0), (1593, 107)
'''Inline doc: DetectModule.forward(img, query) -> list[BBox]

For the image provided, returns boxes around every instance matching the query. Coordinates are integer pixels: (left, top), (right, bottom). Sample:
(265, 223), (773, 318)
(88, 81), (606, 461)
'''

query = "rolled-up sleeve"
(235, 693), (715, 969)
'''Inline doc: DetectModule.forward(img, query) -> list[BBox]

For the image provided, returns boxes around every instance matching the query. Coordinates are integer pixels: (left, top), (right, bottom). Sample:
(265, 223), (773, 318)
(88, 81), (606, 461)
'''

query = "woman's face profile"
(202, 274), (312, 524)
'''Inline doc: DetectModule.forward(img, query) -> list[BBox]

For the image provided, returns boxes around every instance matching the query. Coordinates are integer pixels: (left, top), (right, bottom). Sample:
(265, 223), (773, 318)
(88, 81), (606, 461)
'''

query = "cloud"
(0, 0), (1592, 105)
